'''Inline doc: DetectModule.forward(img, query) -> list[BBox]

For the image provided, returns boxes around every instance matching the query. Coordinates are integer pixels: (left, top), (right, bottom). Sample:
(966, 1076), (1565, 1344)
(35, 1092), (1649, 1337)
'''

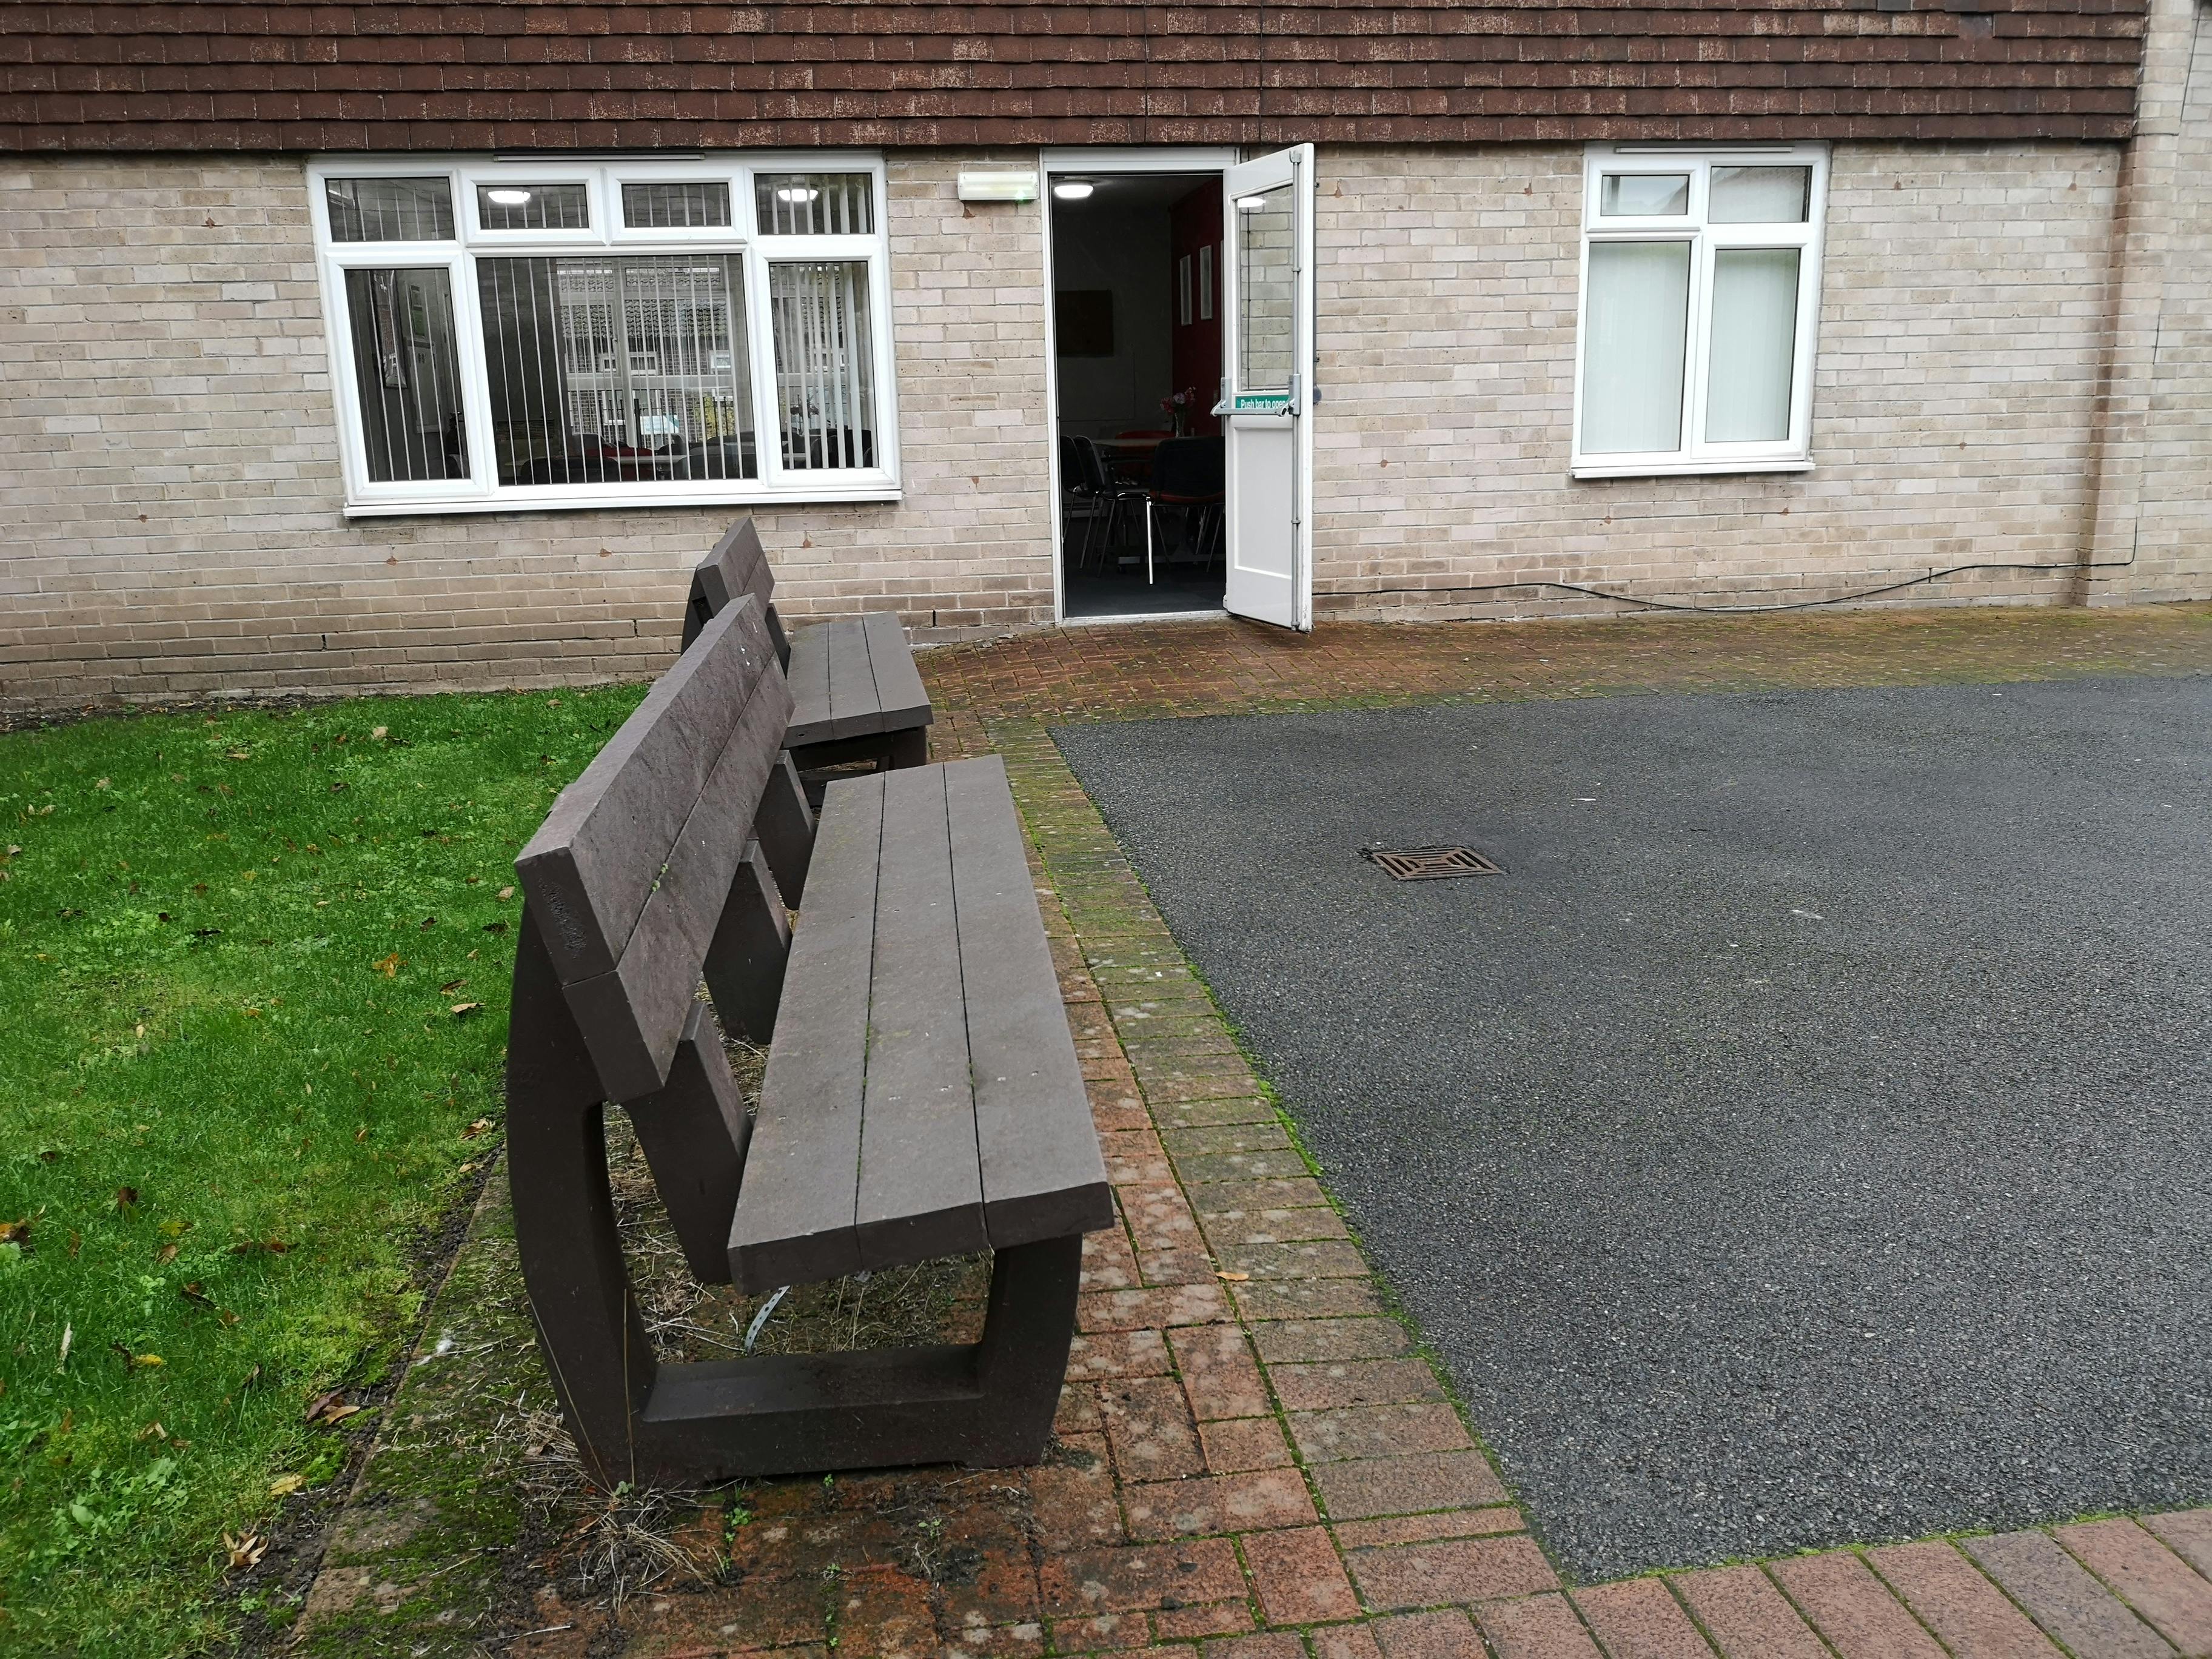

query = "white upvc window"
(1572, 144), (1829, 480)
(308, 155), (900, 515)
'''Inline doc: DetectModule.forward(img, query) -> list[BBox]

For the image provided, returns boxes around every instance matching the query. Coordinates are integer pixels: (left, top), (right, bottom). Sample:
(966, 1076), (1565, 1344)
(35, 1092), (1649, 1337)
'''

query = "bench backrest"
(517, 594), (793, 1101)
(684, 517), (790, 668)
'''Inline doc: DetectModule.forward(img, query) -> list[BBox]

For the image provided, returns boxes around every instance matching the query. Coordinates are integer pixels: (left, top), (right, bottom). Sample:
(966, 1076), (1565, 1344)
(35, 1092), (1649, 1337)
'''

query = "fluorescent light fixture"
(1234, 195), (1270, 212)
(486, 188), (534, 206)
(774, 186), (820, 204)
(1051, 179), (1094, 201)
(957, 168), (1039, 204)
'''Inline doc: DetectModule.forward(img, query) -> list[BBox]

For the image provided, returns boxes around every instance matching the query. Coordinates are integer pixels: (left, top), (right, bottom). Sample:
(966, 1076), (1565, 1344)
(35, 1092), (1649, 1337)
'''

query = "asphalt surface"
(1053, 677), (2212, 1580)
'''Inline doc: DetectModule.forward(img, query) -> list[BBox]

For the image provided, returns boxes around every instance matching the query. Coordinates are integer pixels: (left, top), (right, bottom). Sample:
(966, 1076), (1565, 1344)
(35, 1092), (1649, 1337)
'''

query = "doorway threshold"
(1063, 608), (1228, 628)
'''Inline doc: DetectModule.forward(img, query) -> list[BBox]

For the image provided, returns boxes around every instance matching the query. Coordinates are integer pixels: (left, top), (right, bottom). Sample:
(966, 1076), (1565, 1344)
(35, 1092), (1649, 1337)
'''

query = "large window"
(310, 159), (898, 514)
(1573, 146), (1828, 478)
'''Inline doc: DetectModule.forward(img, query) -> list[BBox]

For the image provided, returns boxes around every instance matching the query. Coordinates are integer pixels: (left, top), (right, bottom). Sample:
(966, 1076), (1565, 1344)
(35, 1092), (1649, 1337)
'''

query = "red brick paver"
(1963, 1530), (2178, 1659)
(1570, 1580), (1715, 1659)
(2059, 1520), (2212, 1655)
(1671, 1564), (1832, 1659)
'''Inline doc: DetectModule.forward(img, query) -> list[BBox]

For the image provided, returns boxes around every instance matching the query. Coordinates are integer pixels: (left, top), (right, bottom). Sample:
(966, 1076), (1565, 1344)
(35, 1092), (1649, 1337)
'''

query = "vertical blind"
(326, 178), (455, 243)
(769, 261), (876, 469)
(342, 267), (468, 481)
(754, 173), (874, 236)
(1704, 249), (1800, 443)
(1581, 241), (1691, 454)
(475, 254), (756, 484)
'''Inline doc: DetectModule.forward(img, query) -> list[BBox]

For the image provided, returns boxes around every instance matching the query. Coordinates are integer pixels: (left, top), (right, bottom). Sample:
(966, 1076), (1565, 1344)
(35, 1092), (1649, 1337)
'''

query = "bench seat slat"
(854, 766), (990, 1267)
(729, 756), (1107, 1293)
(861, 611), (934, 735)
(947, 759), (1114, 1247)
(728, 774), (882, 1294)
(785, 617), (837, 749)
(823, 612), (880, 742)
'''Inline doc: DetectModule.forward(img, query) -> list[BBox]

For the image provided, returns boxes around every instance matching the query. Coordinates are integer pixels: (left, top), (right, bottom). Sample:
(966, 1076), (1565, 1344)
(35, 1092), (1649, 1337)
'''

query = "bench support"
(507, 902), (1084, 1489)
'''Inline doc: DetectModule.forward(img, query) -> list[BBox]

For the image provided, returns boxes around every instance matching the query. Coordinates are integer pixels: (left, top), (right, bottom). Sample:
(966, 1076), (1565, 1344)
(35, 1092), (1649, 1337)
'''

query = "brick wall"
(0, 152), (1054, 710)
(1308, 141), (2199, 622)
(2130, 0), (2212, 603)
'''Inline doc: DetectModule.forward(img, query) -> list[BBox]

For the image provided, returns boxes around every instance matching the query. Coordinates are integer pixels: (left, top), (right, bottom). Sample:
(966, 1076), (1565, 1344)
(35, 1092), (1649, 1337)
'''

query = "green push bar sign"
(1230, 391), (1291, 414)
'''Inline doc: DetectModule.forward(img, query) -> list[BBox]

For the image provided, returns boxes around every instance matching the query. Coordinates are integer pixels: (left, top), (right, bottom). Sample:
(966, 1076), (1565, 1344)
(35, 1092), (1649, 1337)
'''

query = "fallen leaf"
(269, 1472), (306, 1497)
(462, 1117), (493, 1139)
(1215, 1270), (1251, 1282)
(497, 886), (514, 901)
(303, 1388), (345, 1423)
(481, 922), (508, 934)
(38, 1150), (59, 1164)
(154, 1242), (178, 1266)
(373, 953), (401, 977)
(450, 1001), (483, 1018)
(226, 749), (252, 761)
(136, 1421), (167, 1442)
(56, 1323), (72, 1368)
(321, 1403), (361, 1425)
(180, 1282), (214, 1308)
(371, 725), (388, 740)
(419, 916), (438, 929)
(224, 1531), (268, 1570)
(354, 1125), (368, 1143)
(114, 1186), (140, 1210)
(95, 777), (110, 790)
(0, 1219), (27, 1246)
(156, 1218), (190, 1238)
(439, 977), (466, 993)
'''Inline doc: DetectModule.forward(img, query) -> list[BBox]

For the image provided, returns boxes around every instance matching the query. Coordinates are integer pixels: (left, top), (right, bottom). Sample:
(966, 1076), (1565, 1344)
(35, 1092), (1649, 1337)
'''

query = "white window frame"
(308, 153), (902, 516)
(1570, 142), (1828, 480)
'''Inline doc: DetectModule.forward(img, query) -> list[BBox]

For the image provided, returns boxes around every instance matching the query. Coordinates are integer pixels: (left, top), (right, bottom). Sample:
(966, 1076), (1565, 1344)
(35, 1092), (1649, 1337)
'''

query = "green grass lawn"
(0, 685), (646, 1654)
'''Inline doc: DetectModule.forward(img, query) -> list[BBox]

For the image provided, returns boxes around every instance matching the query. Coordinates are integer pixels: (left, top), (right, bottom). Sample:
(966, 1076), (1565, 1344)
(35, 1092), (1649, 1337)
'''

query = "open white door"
(1219, 145), (1316, 631)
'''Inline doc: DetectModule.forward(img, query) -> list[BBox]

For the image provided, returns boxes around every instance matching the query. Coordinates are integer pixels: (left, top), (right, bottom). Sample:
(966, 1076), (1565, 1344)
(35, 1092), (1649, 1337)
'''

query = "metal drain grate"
(1361, 845), (1505, 881)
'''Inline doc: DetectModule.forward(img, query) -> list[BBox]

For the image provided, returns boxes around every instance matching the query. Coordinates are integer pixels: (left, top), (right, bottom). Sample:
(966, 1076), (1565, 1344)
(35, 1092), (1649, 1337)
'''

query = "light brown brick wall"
(1309, 141), (2210, 622)
(0, 152), (1055, 711)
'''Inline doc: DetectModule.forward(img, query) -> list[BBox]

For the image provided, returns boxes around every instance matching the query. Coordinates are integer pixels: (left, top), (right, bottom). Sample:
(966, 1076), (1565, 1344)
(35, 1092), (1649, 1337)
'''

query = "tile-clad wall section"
(0, 152), (1055, 709)
(1307, 141), (2211, 620)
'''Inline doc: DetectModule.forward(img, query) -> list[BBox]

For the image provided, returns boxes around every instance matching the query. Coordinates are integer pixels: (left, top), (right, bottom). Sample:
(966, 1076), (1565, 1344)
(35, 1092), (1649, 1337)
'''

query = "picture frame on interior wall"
(1570, 142), (1828, 480)
(307, 152), (903, 516)
(1198, 244), (1213, 322)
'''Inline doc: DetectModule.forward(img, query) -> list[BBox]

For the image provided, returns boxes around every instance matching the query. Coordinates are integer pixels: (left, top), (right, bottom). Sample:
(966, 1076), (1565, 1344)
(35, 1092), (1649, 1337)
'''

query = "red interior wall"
(1169, 179), (1223, 438)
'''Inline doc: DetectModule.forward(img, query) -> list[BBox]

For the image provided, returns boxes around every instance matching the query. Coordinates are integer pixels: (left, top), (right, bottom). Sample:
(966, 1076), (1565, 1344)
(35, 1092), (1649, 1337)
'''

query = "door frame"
(1039, 147), (1241, 625)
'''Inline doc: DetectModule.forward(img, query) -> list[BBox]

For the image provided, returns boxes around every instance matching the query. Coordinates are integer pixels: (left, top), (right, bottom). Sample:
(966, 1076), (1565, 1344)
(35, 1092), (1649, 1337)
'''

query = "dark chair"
(1067, 435), (1147, 572)
(1144, 436), (1225, 580)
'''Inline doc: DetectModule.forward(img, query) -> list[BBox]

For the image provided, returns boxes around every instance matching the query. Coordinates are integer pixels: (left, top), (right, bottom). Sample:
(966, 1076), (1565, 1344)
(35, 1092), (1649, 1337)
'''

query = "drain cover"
(1362, 845), (1504, 881)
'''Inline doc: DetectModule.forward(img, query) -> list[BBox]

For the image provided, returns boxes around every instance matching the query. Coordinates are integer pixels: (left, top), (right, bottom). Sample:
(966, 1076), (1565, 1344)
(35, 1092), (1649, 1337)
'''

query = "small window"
(476, 183), (591, 232)
(622, 181), (732, 229)
(340, 268), (468, 481)
(1574, 146), (1827, 477)
(326, 177), (455, 243)
(754, 173), (874, 236)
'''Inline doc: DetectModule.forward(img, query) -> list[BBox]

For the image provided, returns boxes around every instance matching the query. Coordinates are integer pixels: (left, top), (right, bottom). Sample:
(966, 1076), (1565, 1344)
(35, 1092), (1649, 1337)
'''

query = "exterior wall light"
(957, 168), (1040, 203)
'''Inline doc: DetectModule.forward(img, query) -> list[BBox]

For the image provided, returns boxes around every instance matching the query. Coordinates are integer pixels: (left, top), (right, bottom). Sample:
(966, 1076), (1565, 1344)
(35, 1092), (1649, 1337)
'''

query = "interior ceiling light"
(775, 186), (821, 204)
(1234, 195), (1270, 212)
(1051, 179), (1094, 201)
(486, 188), (534, 206)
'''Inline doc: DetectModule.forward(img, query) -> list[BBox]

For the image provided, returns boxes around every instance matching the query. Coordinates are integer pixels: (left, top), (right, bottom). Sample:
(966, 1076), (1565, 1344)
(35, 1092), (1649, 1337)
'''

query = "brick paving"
(341, 606), (2212, 1658)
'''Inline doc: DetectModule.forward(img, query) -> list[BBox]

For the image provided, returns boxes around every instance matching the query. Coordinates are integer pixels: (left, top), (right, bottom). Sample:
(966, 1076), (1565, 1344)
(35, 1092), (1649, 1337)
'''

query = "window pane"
(1599, 173), (1689, 216)
(1580, 240), (1691, 454)
(476, 183), (591, 232)
(326, 177), (454, 242)
(1709, 166), (1811, 224)
(622, 181), (732, 229)
(1236, 184), (1295, 392)
(769, 261), (877, 469)
(475, 255), (756, 486)
(754, 174), (874, 236)
(342, 268), (468, 481)
(1705, 248), (1800, 443)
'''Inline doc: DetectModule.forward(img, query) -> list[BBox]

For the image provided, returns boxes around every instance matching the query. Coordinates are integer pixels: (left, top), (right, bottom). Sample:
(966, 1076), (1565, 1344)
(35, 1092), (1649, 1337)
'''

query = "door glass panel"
(326, 178), (454, 242)
(769, 260), (877, 469)
(341, 267), (468, 481)
(1599, 173), (1689, 216)
(475, 255), (756, 485)
(1709, 166), (1811, 224)
(1705, 247), (1800, 442)
(1235, 184), (1295, 392)
(1580, 240), (1691, 454)
(475, 183), (591, 232)
(754, 174), (875, 236)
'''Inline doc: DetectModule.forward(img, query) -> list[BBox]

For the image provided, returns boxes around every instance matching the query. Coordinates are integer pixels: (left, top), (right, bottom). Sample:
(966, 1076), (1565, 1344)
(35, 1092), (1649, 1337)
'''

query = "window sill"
(341, 482), (904, 519)
(1570, 458), (1815, 481)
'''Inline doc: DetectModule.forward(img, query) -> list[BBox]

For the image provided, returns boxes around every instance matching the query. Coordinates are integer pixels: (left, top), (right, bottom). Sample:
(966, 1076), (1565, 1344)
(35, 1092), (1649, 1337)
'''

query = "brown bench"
(684, 517), (933, 784)
(505, 592), (1111, 1486)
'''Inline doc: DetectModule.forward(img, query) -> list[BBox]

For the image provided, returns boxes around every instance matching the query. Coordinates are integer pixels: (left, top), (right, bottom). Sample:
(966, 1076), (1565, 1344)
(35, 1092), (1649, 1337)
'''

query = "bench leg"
(888, 726), (930, 769)
(626, 1234), (1084, 1484)
(506, 903), (659, 1490)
